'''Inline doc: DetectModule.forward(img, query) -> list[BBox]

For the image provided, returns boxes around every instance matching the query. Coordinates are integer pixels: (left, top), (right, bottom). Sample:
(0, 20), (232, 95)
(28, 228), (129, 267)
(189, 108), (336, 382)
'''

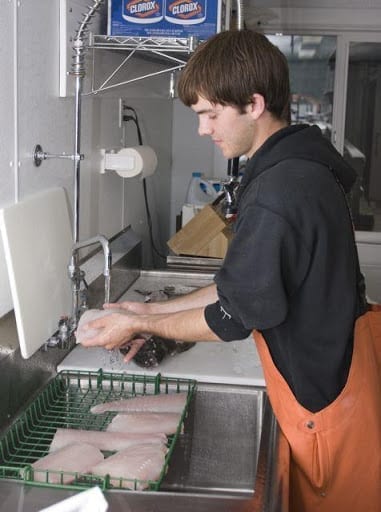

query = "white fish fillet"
(32, 443), (104, 484)
(91, 392), (188, 414)
(49, 428), (167, 453)
(75, 308), (125, 344)
(106, 412), (182, 435)
(91, 443), (167, 490)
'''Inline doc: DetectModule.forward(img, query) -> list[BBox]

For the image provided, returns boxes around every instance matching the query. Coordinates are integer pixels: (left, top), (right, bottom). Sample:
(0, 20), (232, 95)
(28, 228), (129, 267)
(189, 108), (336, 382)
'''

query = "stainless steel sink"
(0, 339), (68, 435)
(162, 384), (264, 495)
(0, 381), (287, 512)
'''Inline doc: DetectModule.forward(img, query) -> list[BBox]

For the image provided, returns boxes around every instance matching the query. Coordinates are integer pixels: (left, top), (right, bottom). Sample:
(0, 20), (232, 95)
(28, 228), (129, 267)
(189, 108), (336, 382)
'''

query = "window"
(267, 34), (337, 137)
(267, 34), (381, 232)
(344, 42), (381, 231)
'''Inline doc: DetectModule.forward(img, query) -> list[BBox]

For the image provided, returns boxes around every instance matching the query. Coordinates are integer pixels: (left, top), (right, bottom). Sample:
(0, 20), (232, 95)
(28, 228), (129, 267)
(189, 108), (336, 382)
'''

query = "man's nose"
(198, 119), (213, 137)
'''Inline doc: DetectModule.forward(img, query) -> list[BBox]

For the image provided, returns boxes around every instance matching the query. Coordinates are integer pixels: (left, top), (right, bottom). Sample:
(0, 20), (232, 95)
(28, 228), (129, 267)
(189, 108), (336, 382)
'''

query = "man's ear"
(247, 93), (266, 120)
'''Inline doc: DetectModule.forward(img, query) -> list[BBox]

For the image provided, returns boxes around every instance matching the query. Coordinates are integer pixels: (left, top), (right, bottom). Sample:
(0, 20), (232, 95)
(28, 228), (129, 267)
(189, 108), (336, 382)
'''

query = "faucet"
(221, 156), (241, 218)
(68, 234), (112, 329)
(222, 178), (240, 218)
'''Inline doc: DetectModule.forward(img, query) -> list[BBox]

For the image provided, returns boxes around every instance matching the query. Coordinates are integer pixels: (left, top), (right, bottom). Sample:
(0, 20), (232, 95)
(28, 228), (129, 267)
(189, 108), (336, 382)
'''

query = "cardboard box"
(167, 204), (233, 259)
(108, 0), (229, 39)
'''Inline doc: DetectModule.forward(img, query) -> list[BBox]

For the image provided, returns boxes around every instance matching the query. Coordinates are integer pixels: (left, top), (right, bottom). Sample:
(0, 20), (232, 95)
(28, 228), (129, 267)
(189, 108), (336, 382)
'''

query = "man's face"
(191, 96), (257, 159)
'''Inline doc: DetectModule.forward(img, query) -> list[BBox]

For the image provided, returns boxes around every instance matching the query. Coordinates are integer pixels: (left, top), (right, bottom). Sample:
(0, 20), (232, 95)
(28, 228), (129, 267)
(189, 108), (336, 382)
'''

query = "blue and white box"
(108, 0), (230, 39)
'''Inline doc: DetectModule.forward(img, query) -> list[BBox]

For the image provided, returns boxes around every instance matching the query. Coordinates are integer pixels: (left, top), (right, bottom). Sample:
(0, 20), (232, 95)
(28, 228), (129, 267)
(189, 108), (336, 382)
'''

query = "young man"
(81, 30), (381, 510)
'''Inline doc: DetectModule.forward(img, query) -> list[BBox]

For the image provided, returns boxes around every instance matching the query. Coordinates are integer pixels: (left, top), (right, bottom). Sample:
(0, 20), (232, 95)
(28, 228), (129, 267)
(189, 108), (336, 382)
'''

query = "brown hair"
(177, 29), (290, 121)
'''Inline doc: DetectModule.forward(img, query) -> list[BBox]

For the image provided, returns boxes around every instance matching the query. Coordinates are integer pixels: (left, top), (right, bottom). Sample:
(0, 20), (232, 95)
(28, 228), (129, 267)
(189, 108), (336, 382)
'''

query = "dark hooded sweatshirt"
(205, 124), (366, 412)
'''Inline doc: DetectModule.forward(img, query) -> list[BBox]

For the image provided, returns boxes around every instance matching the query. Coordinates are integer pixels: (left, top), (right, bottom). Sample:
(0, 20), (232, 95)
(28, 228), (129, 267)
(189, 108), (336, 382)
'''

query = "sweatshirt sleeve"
(204, 300), (252, 341)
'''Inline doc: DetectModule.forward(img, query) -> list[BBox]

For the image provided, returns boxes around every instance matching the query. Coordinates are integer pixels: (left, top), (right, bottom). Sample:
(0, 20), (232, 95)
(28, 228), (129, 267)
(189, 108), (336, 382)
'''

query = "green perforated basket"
(0, 369), (196, 491)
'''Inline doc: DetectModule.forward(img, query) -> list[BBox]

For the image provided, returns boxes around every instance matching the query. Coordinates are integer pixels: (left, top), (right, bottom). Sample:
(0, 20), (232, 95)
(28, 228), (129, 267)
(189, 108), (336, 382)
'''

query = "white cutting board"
(0, 188), (73, 358)
(58, 272), (265, 386)
(58, 340), (265, 387)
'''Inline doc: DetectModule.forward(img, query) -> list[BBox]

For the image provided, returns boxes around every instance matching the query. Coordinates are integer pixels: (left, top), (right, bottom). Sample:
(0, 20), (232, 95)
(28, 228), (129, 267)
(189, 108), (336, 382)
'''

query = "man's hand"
(104, 301), (153, 315)
(119, 338), (147, 362)
(80, 311), (142, 351)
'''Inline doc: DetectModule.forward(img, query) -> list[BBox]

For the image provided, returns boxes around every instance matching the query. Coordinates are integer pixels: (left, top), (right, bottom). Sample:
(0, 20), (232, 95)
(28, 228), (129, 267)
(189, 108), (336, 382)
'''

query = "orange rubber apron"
(253, 307), (381, 512)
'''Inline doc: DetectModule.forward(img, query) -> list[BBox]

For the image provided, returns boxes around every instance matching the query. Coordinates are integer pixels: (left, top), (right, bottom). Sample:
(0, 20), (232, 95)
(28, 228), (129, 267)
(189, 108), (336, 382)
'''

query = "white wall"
(0, 1), (15, 313)
(170, 100), (214, 234)
(169, 100), (231, 235)
(0, 0), (173, 317)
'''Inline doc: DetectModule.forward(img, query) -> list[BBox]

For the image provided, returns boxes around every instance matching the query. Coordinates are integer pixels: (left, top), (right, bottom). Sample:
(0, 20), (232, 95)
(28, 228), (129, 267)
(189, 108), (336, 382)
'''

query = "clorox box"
(108, 0), (230, 39)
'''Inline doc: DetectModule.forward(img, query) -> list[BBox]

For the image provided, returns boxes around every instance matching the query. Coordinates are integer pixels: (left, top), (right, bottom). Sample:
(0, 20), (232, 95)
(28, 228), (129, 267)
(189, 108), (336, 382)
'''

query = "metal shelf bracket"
(85, 34), (198, 95)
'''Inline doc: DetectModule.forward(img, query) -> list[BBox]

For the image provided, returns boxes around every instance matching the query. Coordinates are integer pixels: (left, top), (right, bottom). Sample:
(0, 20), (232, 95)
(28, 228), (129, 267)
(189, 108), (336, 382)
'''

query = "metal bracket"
(33, 144), (84, 167)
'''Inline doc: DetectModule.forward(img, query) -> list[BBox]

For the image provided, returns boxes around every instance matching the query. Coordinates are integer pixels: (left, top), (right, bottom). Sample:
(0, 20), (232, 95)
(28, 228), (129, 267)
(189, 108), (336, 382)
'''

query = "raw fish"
(75, 308), (126, 344)
(91, 392), (188, 414)
(120, 336), (196, 368)
(49, 428), (167, 453)
(31, 443), (104, 484)
(120, 289), (196, 368)
(91, 443), (167, 490)
(106, 412), (182, 435)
